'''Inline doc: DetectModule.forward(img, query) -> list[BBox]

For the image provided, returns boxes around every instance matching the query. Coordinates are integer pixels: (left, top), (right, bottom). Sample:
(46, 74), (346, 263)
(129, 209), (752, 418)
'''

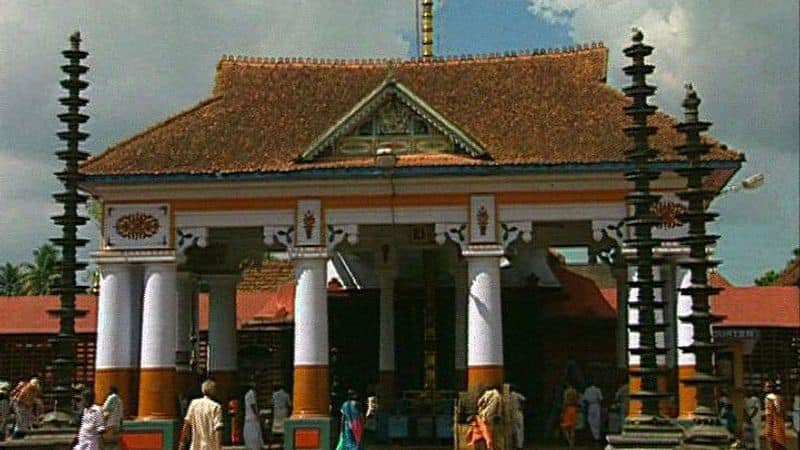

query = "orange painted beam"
(104, 189), (639, 213)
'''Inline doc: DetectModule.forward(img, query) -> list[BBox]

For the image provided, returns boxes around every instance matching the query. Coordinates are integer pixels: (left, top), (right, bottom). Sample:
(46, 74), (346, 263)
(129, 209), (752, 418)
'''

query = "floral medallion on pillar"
(104, 203), (170, 249)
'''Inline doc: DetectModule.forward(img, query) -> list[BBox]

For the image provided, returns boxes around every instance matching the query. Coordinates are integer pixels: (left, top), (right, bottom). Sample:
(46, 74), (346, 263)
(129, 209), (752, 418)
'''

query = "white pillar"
(464, 245), (504, 388)
(175, 273), (196, 394)
(95, 263), (141, 415)
(676, 268), (696, 417)
(452, 263), (468, 387)
(291, 247), (330, 417)
(378, 269), (396, 374)
(138, 262), (178, 418)
(205, 274), (239, 399)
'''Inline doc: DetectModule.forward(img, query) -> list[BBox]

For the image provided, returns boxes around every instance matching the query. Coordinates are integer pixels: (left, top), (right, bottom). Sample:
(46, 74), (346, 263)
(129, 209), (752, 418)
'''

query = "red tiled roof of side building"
(711, 286), (800, 328)
(600, 284), (800, 328)
(0, 287), (297, 335)
(197, 281), (296, 329)
(546, 262), (618, 321)
(0, 295), (99, 334)
(80, 46), (742, 177)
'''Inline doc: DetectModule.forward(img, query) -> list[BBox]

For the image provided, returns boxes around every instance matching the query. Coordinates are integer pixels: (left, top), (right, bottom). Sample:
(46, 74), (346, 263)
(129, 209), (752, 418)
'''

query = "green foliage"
(21, 244), (62, 295)
(753, 247), (800, 286)
(754, 270), (780, 286)
(0, 263), (24, 296)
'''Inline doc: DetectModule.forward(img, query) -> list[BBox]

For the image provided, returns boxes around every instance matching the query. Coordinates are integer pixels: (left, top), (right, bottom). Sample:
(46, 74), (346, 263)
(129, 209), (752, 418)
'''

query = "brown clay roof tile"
(81, 46), (742, 176)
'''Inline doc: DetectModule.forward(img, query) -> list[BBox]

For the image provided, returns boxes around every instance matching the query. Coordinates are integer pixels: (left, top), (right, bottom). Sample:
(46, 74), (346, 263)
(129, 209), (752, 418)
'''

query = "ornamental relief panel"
(469, 194), (496, 244)
(333, 99), (453, 156)
(649, 194), (690, 242)
(295, 199), (322, 246)
(104, 204), (170, 249)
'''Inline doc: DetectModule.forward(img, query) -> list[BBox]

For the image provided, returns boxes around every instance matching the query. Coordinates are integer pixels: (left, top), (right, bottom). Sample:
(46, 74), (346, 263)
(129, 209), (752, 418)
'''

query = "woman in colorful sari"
(337, 390), (364, 450)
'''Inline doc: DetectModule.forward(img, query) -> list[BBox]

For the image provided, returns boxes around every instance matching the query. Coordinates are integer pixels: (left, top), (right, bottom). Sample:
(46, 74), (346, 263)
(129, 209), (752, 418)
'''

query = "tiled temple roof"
(81, 44), (742, 177)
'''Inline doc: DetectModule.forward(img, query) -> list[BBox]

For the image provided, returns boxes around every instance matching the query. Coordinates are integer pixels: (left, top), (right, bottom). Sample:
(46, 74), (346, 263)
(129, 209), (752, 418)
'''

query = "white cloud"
(0, 0), (414, 265)
(528, 0), (800, 283)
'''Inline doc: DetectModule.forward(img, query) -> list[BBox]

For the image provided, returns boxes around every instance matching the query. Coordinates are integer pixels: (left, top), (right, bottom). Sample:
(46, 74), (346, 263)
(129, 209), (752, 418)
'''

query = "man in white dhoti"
(744, 389), (762, 450)
(73, 390), (105, 450)
(509, 385), (527, 450)
(102, 385), (123, 450)
(244, 381), (264, 450)
(581, 381), (603, 443)
(271, 383), (291, 436)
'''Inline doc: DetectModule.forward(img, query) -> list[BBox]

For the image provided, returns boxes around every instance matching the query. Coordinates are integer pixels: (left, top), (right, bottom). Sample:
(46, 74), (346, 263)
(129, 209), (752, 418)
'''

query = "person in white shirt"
(180, 380), (223, 450)
(102, 386), (123, 450)
(243, 381), (263, 450)
(73, 390), (105, 450)
(581, 381), (603, 443)
(744, 389), (762, 450)
(509, 385), (527, 450)
(271, 383), (291, 436)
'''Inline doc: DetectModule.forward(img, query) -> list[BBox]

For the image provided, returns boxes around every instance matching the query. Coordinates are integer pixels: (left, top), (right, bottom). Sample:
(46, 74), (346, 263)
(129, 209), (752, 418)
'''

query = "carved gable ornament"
(298, 78), (488, 162)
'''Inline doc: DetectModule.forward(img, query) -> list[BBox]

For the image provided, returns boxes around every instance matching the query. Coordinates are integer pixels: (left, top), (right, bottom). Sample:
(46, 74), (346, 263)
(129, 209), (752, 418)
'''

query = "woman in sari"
(337, 390), (364, 450)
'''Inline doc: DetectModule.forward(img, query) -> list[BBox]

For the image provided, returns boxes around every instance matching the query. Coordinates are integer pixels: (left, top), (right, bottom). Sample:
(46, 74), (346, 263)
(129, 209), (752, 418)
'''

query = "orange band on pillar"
(175, 370), (195, 402)
(455, 369), (467, 390)
(209, 371), (238, 403)
(468, 365), (503, 389)
(137, 368), (176, 419)
(378, 371), (396, 396)
(95, 368), (138, 418)
(678, 365), (697, 418)
(293, 365), (329, 417)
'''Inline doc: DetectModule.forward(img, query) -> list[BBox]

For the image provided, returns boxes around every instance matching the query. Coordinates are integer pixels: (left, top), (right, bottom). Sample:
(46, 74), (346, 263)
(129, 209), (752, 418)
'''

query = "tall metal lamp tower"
(49, 31), (90, 413)
(606, 28), (683, 450)
(675, 85), (734, 449)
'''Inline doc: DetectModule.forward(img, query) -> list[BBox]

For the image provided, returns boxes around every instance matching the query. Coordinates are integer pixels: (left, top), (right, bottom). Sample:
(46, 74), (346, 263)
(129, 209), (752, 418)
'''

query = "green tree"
(0, 263), (24, 296)
(755, 270), (780, 286)
(21, 244), (61, 295)
(754, 247), (800, 286)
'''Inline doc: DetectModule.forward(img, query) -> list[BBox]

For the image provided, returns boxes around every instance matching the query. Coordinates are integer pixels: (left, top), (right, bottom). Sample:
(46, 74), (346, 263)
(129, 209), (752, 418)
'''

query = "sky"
(0, 0), (797, 285)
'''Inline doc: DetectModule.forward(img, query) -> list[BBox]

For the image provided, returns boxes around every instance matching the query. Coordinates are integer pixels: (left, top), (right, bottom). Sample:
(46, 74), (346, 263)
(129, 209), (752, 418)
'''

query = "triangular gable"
(297, 77), (488, 162)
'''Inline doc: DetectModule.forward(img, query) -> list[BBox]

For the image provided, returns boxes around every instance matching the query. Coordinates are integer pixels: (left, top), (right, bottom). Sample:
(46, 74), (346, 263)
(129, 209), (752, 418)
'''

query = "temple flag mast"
(421, 0), (434, 60)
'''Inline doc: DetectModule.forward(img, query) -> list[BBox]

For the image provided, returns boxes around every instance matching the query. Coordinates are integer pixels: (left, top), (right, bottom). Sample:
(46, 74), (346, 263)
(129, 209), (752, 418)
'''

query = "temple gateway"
(79, 41), (743, 448)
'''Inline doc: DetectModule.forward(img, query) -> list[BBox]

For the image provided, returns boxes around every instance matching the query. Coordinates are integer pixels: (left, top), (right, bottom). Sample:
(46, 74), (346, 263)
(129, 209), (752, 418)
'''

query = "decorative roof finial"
(631, 27), (643, 42)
